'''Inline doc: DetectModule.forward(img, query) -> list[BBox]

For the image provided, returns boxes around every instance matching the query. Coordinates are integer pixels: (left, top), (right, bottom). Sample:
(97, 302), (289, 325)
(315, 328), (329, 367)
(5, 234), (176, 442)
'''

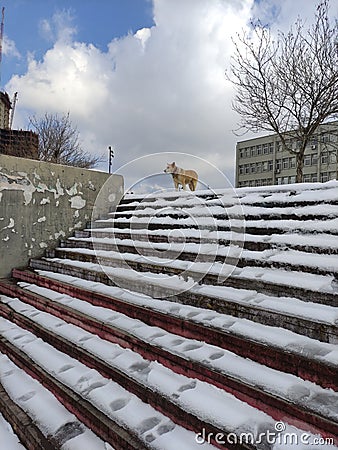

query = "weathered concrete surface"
(0, 154), (123, 278)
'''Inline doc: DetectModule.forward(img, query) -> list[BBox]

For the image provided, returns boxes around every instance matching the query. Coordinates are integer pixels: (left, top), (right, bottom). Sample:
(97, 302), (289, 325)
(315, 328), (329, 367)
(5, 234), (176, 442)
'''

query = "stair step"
(69, 230), (338, 255)
(1, 284), (338, 442)
(1, 311), (221, 450)
(4, 182), (338, 448)
(43, 247), (338, 309)
(0, 334), (144, 449)
(0, 370), (56, 450)
(9, 270), (338, 388)
(61, 237), (338, 275)
(23, 258), (338, 345)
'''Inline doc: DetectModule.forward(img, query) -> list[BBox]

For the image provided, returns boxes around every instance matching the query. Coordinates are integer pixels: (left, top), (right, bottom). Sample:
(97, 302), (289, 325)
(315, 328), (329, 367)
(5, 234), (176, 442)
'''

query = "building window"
(250, 147), (256, 157)
(239, 165), (244, 174)
(256, 162), (262, 173)
(239, 149), (244, 158)
(250, 163), (256, 173)
(311, 154), (318, 165)
(263, 144), (269, 154)
(262, 161), (268, 171)
(310, 137), (318, 148)
(289, 176), (296, 184)
(282, 177), (288, 184)
(268, 143), (274, 153)
(290, 157), (296, 168)
(303, 174), (311, 182)
(321, 153), (328, 164)
(245, 164), (250, 174)
(256, 145), (262, 155)
(304, 155), (311, 166)
(312, 174), (318, 182)
(245, 148), (250, 157)
(329, 152), (337, 163)
(329, 171), (336, 180)
(283, 158), (289, 169)
(321, 172), (328, 182)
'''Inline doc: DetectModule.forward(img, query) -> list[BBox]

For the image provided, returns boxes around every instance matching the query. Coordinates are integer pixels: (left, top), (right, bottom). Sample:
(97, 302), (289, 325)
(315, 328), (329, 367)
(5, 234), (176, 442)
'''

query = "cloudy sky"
(2, 0), (338, 191)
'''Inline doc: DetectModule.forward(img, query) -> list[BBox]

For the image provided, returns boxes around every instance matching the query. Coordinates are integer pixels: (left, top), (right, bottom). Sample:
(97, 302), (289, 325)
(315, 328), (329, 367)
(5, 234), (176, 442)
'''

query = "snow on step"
(0, 354), (113, 450)
(0, 413), (26, 450)
(88, 216), (338, 235)
(31, 270), (338, 366)
(110, 203), (338, 219)
(0, 317), (215, 450)
(48, 247), (338, 296)
(66, 236), (338, 273)
(1, 294), (337, 449)
(5, 286), (338, 424)
(71, 231), (338, 253)
(77, 229), (338, 249)
(122, 180), (338, 205)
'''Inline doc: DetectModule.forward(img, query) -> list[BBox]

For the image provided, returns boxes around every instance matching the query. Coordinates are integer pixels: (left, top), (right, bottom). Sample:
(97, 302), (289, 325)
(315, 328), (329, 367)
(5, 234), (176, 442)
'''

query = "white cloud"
(3, 35), (20, 58)
(5, 0), (338, 189)
(39, 9), (77, 43)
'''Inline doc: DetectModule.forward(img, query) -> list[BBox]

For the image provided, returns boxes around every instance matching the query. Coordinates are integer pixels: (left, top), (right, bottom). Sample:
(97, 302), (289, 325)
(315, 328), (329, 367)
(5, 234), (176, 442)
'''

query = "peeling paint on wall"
(0, 173), (35, 205)
(70, 195), (86, 209)
(1, 217), (15, 231)
(0, 154), (123, 278)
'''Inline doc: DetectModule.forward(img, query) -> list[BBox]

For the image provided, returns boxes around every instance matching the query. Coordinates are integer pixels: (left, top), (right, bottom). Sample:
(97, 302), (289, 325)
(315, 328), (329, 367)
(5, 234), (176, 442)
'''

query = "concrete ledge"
(0, 154), (123, 278)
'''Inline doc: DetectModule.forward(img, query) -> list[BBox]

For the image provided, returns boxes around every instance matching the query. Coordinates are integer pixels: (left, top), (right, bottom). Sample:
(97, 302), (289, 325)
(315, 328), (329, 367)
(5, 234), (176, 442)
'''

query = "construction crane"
(9, 91), (17, 129)
(0, 7), (4, 89)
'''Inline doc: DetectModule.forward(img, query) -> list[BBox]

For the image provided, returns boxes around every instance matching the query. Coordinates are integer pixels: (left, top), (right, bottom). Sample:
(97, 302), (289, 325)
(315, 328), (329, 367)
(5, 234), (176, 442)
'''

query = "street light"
(108, 146), (114, 173)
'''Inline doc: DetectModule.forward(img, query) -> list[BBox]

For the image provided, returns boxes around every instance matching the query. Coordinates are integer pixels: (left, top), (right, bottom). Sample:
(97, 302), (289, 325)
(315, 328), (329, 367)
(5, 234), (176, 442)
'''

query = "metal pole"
(108, 146), (114, 173)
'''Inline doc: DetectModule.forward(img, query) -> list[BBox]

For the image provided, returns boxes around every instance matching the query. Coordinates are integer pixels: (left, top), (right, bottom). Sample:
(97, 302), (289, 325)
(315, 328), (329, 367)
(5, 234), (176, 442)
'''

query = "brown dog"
(164, 162), (198, 191)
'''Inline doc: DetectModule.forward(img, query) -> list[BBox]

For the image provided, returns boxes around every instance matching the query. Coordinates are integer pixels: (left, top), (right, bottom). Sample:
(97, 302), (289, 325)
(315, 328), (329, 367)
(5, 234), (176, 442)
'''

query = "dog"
(164, 162), (198, 191)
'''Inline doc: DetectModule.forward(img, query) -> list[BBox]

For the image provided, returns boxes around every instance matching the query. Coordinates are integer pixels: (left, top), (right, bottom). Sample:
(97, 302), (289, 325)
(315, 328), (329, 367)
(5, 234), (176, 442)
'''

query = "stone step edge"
(1, 287), (337, 442)
(115, 198), (338, 212)
(0, 334), (146, 450)
(1, 301), (250, 450)
(60, 239), (338, 277)
(0, 376), (56, 450)
(49, 249), (338, 310)
(86, 221), (338, 237)
(14, 267), (338, 389)
(41, 248), (338, 342)
(71, 232), (338, 255)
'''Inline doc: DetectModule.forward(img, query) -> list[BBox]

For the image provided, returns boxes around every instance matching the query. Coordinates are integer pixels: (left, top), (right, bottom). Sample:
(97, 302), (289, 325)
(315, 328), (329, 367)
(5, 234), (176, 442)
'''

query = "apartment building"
(0, 91), (39, 159)
(235, 121), (338, 187)
(0, 128), (38, 159)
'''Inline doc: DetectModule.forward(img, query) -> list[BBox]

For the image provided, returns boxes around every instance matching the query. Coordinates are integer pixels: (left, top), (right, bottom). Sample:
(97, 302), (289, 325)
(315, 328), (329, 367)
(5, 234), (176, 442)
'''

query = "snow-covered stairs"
(0, 181), (338, 449)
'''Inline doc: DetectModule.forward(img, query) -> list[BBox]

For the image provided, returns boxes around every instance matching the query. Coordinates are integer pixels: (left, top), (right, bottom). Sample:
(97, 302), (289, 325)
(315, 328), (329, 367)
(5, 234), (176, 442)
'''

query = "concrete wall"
(0, 154), (123, 278)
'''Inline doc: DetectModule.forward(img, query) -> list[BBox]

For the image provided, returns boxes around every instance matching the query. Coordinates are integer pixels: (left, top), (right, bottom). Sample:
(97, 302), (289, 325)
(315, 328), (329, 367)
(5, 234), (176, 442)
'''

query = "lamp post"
(108, 146), (114, 174)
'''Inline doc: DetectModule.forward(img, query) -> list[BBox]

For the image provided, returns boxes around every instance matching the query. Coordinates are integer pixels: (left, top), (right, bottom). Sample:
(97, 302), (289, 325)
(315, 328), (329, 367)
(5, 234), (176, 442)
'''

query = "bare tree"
(228, 0), (338, 182)
(29, 112), (101, 169)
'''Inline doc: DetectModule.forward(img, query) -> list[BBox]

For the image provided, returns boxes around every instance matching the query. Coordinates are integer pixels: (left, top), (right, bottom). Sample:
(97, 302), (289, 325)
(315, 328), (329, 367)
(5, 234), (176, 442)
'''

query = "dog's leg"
(189, 180), (197, 191)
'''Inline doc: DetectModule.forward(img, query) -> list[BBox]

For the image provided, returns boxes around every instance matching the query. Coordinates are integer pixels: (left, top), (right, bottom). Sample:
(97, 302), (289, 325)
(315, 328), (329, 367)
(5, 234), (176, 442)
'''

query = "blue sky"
(1, 0), (338, 190)
(1, 0), (154, 86)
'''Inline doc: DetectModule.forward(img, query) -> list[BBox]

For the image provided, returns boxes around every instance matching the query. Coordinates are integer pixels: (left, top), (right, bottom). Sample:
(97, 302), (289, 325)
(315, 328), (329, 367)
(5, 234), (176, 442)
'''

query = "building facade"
(0, 128), (38, 159)
(235, 121), (338, 187)
(0, 91), (39, 159)
(0, 91), (11, 129)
